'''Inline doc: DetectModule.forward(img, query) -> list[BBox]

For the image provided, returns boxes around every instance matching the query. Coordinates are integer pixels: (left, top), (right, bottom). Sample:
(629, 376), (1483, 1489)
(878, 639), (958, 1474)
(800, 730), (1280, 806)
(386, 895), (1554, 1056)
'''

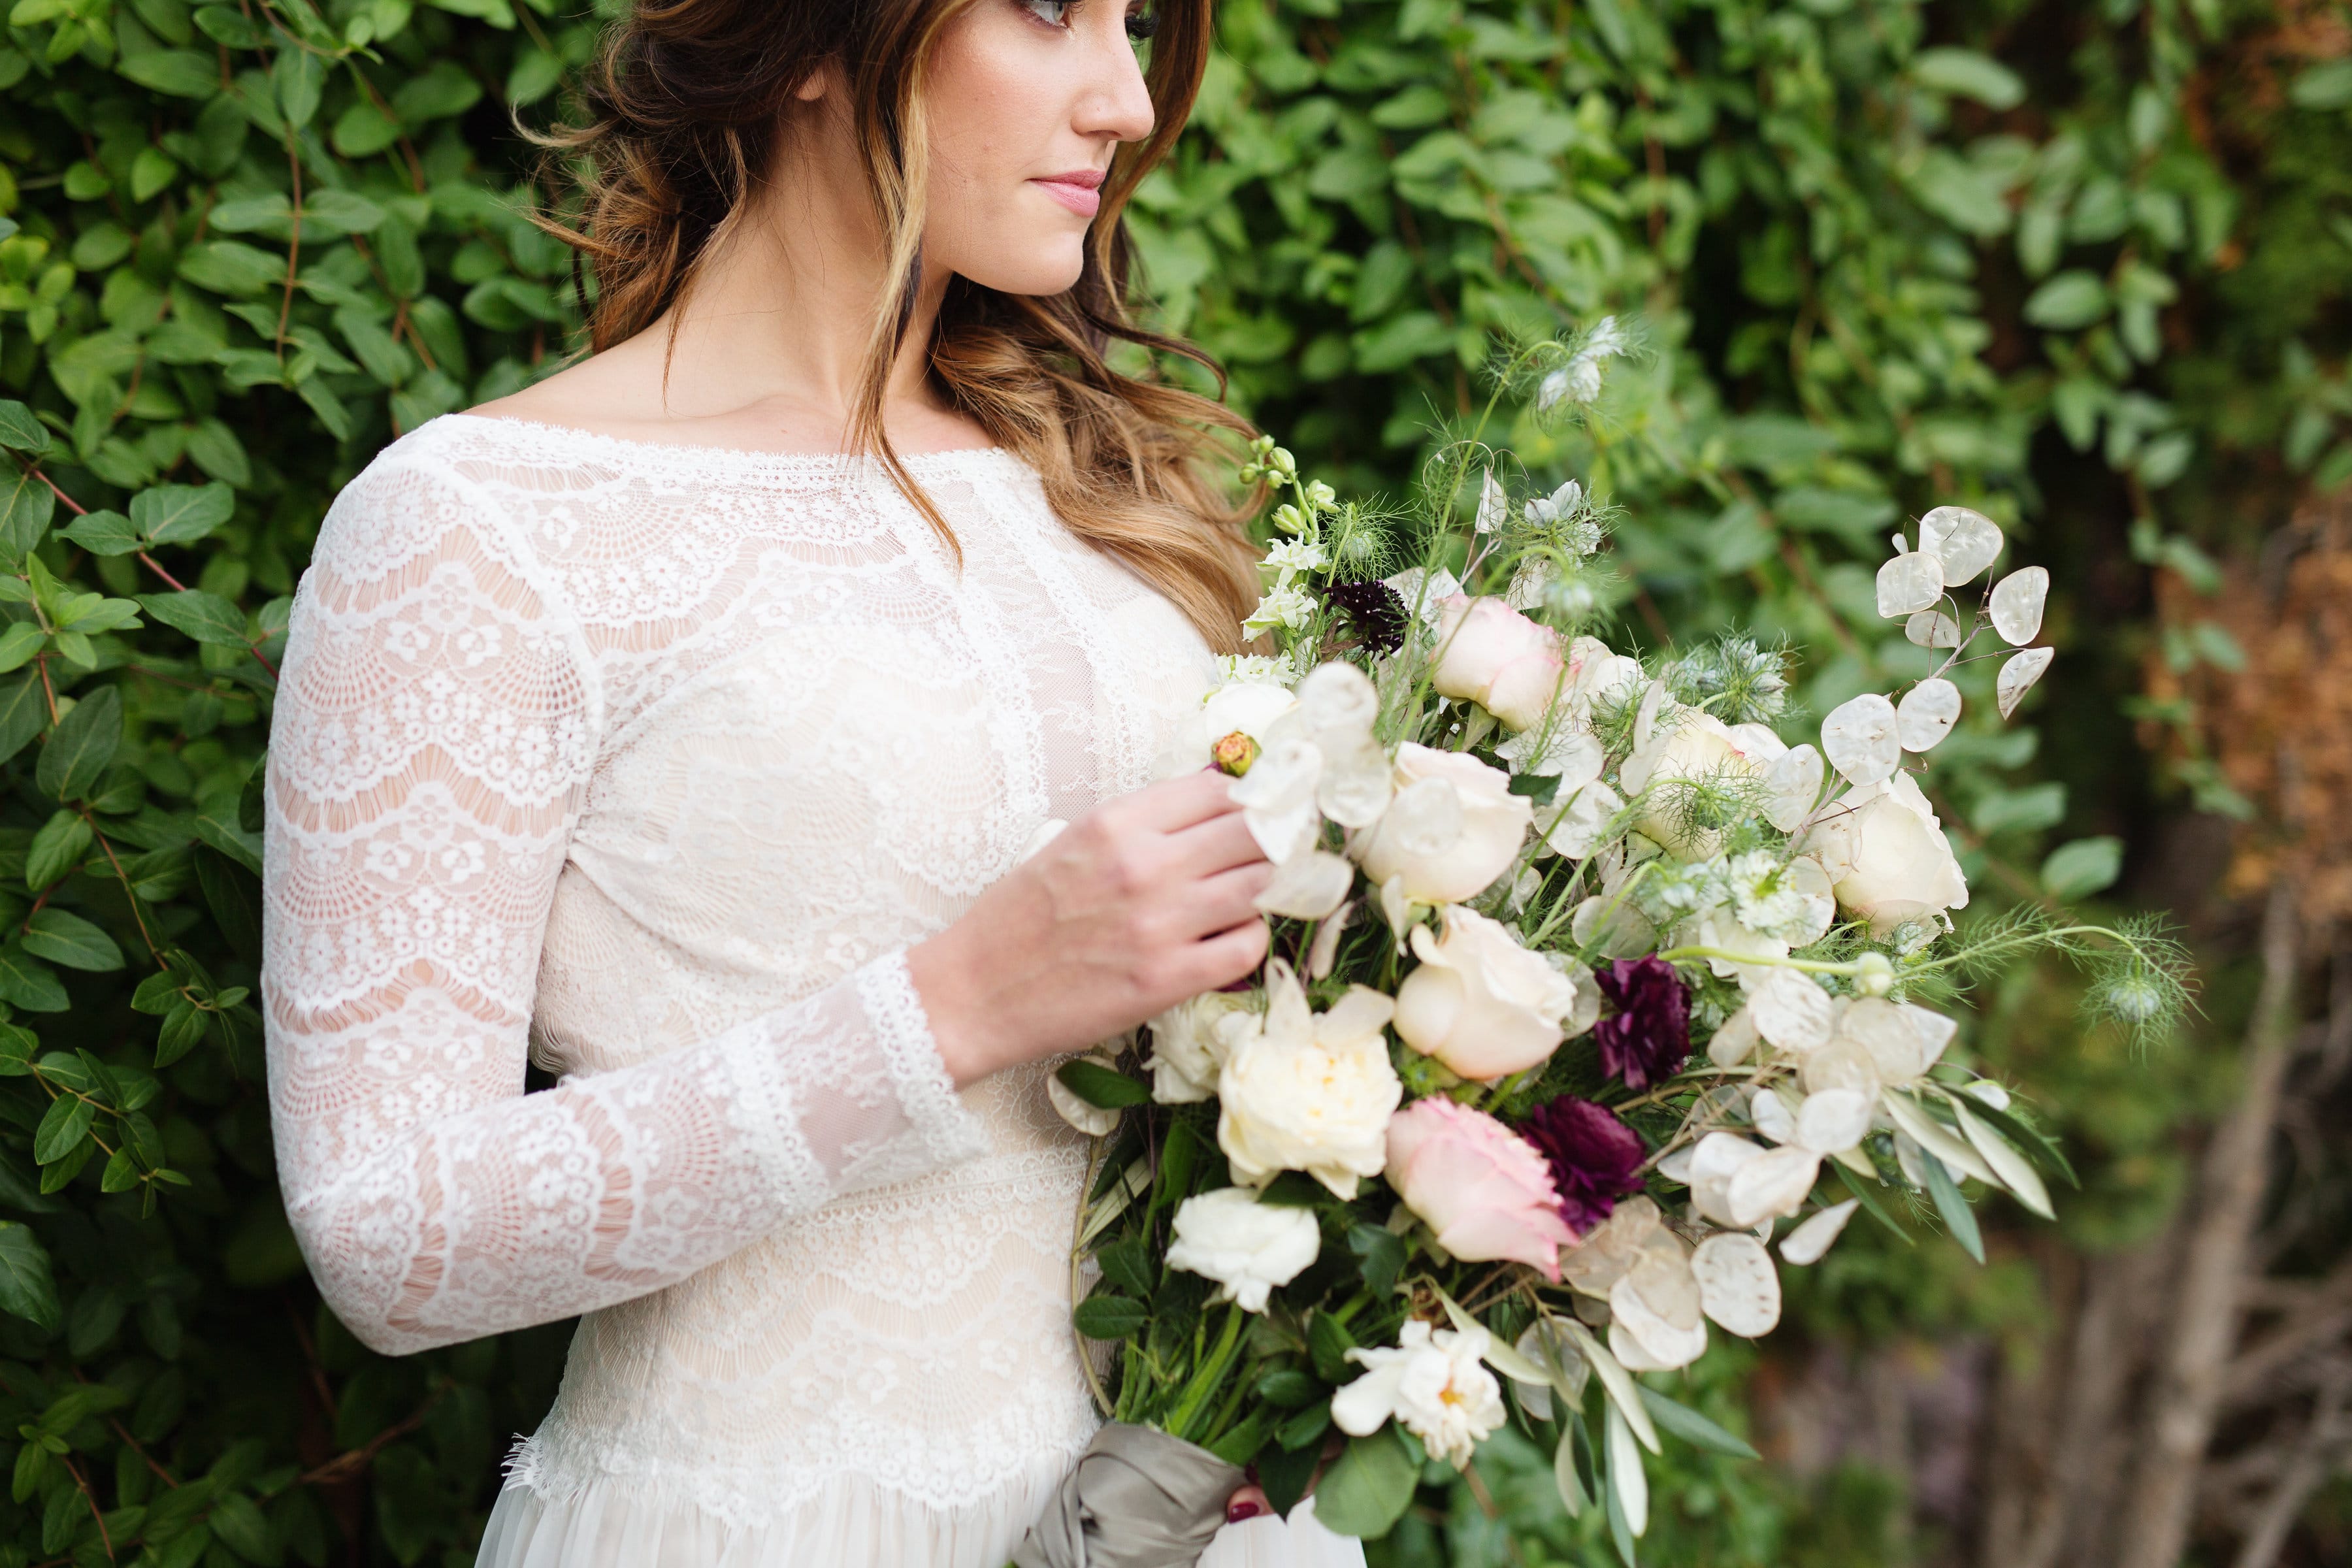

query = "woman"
(261, 0), (1365, 1563)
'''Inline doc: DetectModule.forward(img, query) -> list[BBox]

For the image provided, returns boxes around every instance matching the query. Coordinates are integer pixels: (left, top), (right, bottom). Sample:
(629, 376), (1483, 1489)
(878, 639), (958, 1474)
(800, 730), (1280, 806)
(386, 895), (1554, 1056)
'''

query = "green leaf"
(1071, 1292), (1147, 1340)
(0, 672), (44, 768)
(57, 508), (141, 556)
(38, 684), (122, 802)
(1096, 1235), (1154, 1298)
(1910, 47), (2025, 110)
(1, 470), (55, 562)
(1635, 1386), (1760, 1460)
(131, 482), (235, 546)
(32, 1094), (93, 1164)
(1311, 1426), (1419, 1540)
(2041, 836), (2123, 901)
(0, 400), (50, 455)
(0, 1222), (60, 1331)
(1255, 1367), (1322, 1409)
(22, 909), (123, 972)
(25, 809), (91, 890)
(139, 590), (250, 647)
(0, 621), (40, 673)
(119, 48), (219, 99)
(1919, 1143), (1986, 1264)
(194, 811), (262, 876)
(273, 46), (325, 127)
(1054, 1058), (1148, 1109)
(1347, 1221), (1405, 1296)
(1307, 1308), (1359, 1382)
(393, 60), (484, 122)
(2290, 59), (2352, 110)
(2024, 270), (2111, 331)
(0, 942), (68, 1013)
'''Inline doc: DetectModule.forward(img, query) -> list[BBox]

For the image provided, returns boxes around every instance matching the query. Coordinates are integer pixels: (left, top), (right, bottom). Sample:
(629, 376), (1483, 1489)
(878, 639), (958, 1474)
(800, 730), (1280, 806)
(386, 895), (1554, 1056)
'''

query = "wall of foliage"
(0, 0), (2339, 1565)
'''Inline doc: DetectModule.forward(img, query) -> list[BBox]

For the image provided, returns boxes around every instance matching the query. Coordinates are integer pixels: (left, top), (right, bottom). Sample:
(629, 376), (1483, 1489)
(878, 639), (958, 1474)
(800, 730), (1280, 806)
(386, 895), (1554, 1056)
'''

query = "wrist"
(906, 926), (1005, 1090)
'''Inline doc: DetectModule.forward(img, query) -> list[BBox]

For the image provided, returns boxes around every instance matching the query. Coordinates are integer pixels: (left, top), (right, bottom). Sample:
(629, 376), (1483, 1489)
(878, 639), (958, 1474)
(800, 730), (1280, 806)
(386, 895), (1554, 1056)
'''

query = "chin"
(958, 244), (1088, 299)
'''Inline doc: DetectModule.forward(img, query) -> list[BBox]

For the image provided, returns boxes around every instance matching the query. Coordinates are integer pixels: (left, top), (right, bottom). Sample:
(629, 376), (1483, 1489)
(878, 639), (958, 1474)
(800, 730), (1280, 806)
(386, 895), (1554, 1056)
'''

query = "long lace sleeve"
(262, 455), (988, 1357)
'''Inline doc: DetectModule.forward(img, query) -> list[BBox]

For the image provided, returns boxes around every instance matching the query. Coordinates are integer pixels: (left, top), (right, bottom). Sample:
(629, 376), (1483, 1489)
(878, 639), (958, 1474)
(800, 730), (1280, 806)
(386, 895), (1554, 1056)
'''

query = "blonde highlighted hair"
(532, 0), (1259, 651)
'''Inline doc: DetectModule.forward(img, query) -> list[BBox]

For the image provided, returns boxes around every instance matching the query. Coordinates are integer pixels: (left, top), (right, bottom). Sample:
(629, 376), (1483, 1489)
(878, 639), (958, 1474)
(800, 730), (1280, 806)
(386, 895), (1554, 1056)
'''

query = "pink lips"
(1030, 168), (1105, 218)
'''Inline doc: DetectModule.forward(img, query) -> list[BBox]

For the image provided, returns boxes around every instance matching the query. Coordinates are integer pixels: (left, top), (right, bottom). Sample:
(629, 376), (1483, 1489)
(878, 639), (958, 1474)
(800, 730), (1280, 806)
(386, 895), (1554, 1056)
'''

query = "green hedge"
(0, 0), (2338, 1563)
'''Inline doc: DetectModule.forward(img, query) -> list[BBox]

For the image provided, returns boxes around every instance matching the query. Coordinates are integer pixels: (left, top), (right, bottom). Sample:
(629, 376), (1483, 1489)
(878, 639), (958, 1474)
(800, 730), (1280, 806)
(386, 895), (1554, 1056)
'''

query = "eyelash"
(1018, 1), (1159, 40)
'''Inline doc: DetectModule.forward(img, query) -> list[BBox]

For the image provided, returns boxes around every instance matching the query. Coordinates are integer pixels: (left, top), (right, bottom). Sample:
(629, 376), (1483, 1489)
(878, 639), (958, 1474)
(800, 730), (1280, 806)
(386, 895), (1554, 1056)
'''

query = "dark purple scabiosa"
(1518, 1096), (1647, 1237)
(1592, 956), (1691, 1090)
(1320, 579), (1408, 655)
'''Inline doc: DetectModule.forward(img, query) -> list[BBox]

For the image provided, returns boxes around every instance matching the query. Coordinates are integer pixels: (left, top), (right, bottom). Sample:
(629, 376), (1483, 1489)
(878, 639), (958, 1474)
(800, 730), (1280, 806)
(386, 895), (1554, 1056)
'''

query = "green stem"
(1166, 1303), (1247, 1443)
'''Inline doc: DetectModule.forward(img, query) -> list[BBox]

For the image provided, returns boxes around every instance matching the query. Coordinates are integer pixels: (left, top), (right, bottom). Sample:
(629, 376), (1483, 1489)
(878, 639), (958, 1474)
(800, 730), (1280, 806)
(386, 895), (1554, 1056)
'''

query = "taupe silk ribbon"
(1010, 1422), (1246, 1568)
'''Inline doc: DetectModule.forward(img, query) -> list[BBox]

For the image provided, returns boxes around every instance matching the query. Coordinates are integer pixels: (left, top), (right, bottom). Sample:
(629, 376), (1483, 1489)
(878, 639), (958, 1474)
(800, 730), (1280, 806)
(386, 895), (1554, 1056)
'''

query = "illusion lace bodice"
(261, 414), (1224, 1548)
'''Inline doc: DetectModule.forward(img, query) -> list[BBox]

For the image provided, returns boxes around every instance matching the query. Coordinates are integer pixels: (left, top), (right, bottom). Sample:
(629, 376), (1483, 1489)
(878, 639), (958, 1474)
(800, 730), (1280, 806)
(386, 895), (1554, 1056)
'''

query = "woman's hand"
(909, 772), (1273, 1088)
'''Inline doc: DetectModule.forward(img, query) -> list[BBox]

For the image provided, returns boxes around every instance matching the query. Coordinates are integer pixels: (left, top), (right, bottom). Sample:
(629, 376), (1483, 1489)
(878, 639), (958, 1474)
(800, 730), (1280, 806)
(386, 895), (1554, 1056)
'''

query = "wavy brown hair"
(531, 0), (1258, 652)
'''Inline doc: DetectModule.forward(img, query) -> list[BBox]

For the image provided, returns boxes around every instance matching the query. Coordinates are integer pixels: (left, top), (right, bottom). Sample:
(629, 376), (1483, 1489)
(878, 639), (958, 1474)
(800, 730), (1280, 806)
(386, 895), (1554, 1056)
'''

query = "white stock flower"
(1217, 962), (1403, 1198)
(1331, 1319), (1506, 1468)
(1145, 991), (1258, 1104)
(1351, 744), (1533, 905)
(1164, 1188), (1322, 1313)
(1393, 905), (1584, 1079)
(1802, 772), (1970, 935)
(1243, 584), (1318, 638)
(1262, 538), (1328, 578)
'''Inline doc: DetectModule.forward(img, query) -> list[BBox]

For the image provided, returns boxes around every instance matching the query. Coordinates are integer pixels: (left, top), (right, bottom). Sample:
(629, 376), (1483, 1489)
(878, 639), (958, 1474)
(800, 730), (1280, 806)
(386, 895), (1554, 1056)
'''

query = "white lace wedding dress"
(262, 414), (1363, 1568)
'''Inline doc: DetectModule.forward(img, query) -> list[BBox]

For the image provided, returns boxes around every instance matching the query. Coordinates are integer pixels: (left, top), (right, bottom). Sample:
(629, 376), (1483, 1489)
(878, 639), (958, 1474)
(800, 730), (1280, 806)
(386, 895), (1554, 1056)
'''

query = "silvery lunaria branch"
(1043, 327), (2190, 1552)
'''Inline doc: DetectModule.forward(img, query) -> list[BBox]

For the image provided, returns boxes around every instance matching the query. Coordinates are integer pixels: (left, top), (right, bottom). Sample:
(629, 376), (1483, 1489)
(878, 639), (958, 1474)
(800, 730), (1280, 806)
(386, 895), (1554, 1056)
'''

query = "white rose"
(1394, 906), (1582, 1079)
(1217, 962), (1403, 1199)
(1330, 1319), (1505, 1469)
(1801, 772), (1969, 935)
(1430, 596), (1566, 730)
(1164, 1188), (1322, 1313)
(1145, 991), (1258, 1104)
(1351, 743), (1533, 905)
(1618, 707), (1774, 859)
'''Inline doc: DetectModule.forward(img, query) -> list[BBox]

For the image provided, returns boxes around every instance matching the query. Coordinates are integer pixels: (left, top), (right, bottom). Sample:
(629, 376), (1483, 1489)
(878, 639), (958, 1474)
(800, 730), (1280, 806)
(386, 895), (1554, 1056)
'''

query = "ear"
(792, 58), (844, 103)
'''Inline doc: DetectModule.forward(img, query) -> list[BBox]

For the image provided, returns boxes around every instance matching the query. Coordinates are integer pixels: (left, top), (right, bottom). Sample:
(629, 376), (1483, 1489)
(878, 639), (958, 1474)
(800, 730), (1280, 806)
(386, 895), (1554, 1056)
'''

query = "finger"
(1164, 808), (1270, 879)
(1124, 769), (1244, 833)
(1224, 1484), (1273, 1525)
(1179, 915), (1269, 994)
(1172, 861), (1275, 938)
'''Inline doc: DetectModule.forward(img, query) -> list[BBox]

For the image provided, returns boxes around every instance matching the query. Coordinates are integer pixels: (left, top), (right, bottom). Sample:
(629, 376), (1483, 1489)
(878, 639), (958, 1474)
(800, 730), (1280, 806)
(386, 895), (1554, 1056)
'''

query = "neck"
(636, 107), (950, 448)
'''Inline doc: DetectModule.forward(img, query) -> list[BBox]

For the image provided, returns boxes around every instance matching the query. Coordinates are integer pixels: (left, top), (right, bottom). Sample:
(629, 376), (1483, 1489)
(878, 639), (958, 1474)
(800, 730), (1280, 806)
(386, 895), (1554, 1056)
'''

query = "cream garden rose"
(1802, 772), (1969, 934)
(1351, 743), (1533, 905)
(1217, 963), (1403, 1198)
(1430, 595), (1565, 730)
(1393, 906), (1584, 1079)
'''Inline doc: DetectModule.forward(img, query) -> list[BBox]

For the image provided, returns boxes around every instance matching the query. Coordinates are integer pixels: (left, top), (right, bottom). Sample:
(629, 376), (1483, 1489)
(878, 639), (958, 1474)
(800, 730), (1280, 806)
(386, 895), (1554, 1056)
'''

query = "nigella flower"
(1591, 956), (1691, 1090)
(1319, 579), (1407, 655)
(1518, 1096), (1646, 1236)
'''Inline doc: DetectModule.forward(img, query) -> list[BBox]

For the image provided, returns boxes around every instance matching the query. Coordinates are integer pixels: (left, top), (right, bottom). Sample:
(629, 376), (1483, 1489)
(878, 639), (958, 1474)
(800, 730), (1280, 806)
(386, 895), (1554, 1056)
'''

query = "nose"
(1075, 19), (1156, 146)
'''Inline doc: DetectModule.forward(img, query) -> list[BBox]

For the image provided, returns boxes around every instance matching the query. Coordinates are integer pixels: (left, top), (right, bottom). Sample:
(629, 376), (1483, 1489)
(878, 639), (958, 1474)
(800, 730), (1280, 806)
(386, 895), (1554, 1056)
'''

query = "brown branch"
(2114, 875), (2303, 1568)
(295, 1395), (438, 1488)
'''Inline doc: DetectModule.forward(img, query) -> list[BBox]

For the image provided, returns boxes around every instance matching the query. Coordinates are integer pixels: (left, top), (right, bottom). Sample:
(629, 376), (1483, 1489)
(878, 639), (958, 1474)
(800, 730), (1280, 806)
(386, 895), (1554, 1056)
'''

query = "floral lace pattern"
(263, 416), (1220, 1538)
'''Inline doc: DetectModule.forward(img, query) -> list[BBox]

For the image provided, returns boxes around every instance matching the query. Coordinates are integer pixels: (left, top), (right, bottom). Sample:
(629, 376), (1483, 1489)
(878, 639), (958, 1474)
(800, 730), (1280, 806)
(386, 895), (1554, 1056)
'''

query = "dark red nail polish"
(1226, 1500), (1266, 1524)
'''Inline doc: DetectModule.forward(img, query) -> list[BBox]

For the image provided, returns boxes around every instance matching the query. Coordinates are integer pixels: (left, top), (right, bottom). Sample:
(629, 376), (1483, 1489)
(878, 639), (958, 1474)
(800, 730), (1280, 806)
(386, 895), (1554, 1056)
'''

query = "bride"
(261, 0), (1367, 1563)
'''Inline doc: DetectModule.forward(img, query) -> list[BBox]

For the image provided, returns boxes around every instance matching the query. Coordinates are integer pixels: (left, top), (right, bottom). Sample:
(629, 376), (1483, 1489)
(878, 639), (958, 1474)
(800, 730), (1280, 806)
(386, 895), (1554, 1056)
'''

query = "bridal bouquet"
(1041, 331), (2187, 1560)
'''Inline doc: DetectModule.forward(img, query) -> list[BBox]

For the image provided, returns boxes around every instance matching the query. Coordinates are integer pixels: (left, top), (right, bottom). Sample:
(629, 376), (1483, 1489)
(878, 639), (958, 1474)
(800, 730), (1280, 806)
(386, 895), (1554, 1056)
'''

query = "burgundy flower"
(1519, 1097), (1647, 1237)
(1592, 956), (1691, 1090)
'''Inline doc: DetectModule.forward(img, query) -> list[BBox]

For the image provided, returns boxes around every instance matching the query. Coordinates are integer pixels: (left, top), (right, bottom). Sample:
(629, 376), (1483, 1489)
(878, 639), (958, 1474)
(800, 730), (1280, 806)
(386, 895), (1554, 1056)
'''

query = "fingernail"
(1226, 1501), (1265, 1523)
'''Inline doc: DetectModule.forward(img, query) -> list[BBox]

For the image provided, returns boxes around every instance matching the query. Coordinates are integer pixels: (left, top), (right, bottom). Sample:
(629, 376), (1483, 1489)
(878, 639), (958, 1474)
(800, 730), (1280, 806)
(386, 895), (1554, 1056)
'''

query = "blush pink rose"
(1431, 596), (1566, 730)
(1385, 1097), (1576, 1281)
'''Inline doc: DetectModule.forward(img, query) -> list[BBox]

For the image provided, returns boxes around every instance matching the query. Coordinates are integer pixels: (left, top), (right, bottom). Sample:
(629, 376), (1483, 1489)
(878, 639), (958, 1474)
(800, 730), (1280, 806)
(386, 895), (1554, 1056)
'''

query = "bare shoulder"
(467, 336), (671, 433)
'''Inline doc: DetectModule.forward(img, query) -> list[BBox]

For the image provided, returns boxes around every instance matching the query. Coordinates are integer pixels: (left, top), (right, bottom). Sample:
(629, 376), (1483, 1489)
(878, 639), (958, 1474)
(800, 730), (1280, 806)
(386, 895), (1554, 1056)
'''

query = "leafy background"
(0, 0), (2342, 1564)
